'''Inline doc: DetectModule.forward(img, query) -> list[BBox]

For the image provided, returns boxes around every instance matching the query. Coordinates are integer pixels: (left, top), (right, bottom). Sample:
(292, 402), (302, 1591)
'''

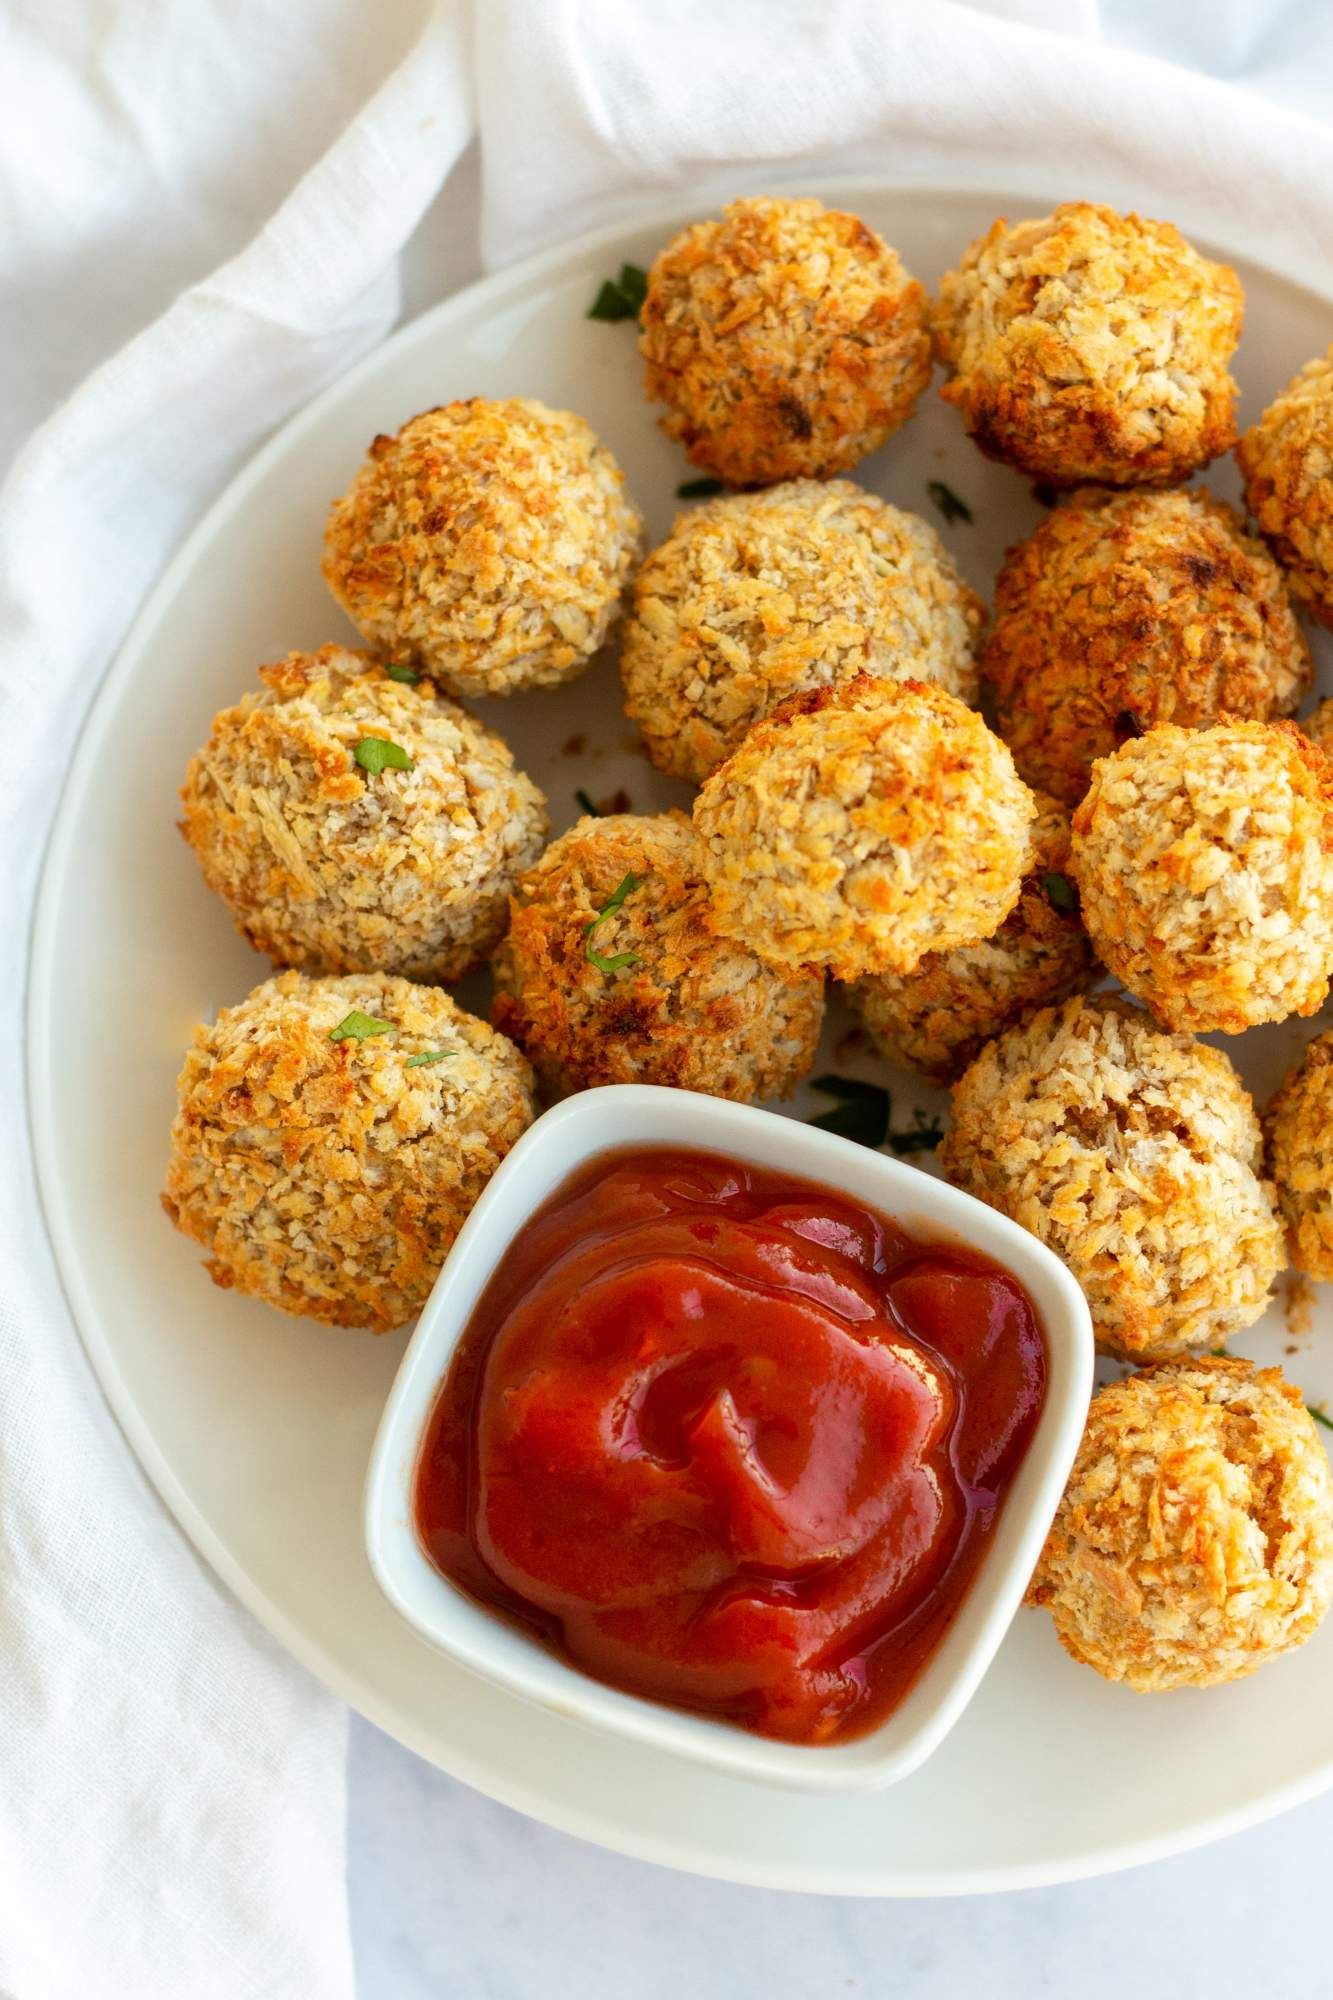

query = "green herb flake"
(676, 477), (725, 500)
(926, 480), (973, 526)
(806, 1075), (890, 1150)
(1309, 1404), (1333, 1433)
(807, 1076), (944, 1155)
(1042, 870), (1079, 913)
(405, 1049), (451, 1069)
(353, 736), (413, 777)
(887, 1108), (946, 1157)
(384, 661), (420, 684)
(584, 870), (645, 974)
(329, 1010), (395, 1044)
(574, 788), (601, 817)
(587, 263), (649, 324)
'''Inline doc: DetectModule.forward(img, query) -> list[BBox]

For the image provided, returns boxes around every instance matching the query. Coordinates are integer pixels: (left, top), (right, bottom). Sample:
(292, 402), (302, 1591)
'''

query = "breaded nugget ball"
(179, 646), (548, 984)
(692, 676), (1034, 980)
(982, 488), (1310, 804)
(1238, 345), (1333, 628)
(1028, 1358), (1333, 1690)
(491, 811), (823, 1101)
(845, 793), (1098, 1084)
(1264, 1033), (1333, 1280)
(639, 196), (930, 487)
(932, 202), (1243, 486)
(322, 398), (642, 697)
(940, 996), (1284, 1360)
(161, 971), (534, 1330)
(620, 480), (984, 782)
(1071, 721), (1333, 1034)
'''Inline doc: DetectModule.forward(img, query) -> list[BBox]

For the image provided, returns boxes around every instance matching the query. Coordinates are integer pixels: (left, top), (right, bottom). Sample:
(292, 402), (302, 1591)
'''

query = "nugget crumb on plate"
(932, 202), (1242, 486)
(1301, 698), (1333, 756)
(1071, 720), (1333, 1034)
(940, 995), (1284, 1359)
(693, 675), (1034, 980)
(1238, 344), (1333, 629)
(982, 488), (1309, 804)
(323, 398), (642, 697)
(1028, 1357), (1333, 1690)
(845, 793), (1098, 1084)
(180, 645), (548, 982)
(161, 970), (534, 1330)
(620, 480), (984, 781)
(1265, 1032), (1333, 1280)
(639, 196), (930, 486)
(491, 811), (822, 1101)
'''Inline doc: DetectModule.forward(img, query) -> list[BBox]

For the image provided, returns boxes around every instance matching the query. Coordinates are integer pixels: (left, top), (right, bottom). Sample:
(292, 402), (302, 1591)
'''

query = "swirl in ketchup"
(414, 1148), (1046, 1745)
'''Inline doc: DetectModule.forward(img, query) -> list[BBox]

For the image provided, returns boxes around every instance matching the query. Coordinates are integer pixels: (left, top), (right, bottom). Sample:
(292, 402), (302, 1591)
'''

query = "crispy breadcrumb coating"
(1238, 344), (1333, 628)
(179, 646), (548, 983)
(940, 995), (1284, 1360)
(491, 811), (823, 1100)
(845, 793), (1098, 1084)
(693, 676), (1034, 980)
(932, 202), (1242, 486)
(1265, 1032), (1333, 1280)
(161, 971), (534, 1331)
(1071, 721), (1333, 1034)
(982, 487), (1310, 805)
(639, 196), (930, 486)
(619, 480), (983, 782)
(322, 398), (642, 697)
(1028, 1358), (1333, 1690)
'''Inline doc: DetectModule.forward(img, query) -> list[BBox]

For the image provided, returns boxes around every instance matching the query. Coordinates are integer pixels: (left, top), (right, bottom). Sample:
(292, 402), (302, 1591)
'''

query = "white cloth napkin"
(7, 2), (1333, 1994)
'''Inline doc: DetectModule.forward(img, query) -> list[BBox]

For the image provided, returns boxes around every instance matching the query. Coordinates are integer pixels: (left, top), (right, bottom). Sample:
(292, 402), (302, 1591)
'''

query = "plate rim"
(26, 175), (1333, 1897)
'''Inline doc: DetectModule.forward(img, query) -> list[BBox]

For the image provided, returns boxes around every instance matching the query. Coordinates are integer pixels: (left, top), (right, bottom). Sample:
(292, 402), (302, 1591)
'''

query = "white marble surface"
(347, 1713), (1333, 1997)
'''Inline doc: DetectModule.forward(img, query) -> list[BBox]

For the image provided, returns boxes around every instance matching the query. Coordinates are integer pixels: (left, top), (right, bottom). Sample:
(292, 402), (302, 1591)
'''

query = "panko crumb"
(1285, 1272), (1317, 1346)
(323, 398), (642, 697)
(1238, 344), (1333, 629)
(932, 202), (1243, 486)
(982, 487), (1309, 805)
(1265, 1032), (1333, 1281)
(1028, 1357), (1333, 1690)
(845, 793), (1099, 1084)
(639, 197), (930, 486)
(161, 970), (534, 1330)
(619, 480), (984, 782)
(693, 675), (1034, 981)
(491, 811), (823, 1101)
(180, 645), (548, 983)
(941, 995), (1284, 1360)
(1071, 721), (1333, 1034)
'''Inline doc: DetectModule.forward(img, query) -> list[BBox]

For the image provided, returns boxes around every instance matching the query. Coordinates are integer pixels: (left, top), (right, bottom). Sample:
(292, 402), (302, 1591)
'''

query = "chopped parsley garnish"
(584, 870), (645, 974)
(807, 1075), (944, 1154)
(405, 1049), (451, 1068)
(676, 477), (725, 499)
(575, 788), (601, 816)
(886, 1107), (947, 1156)
(1309, 1404), (1333, 1433)
(329, 1010), (395, 1043)
(353, 736), (412, 776)
(587, 263), (649, 323)
(384, 661), (419, 684)
(926, 480), (972, 526)
(1042, 870), (1079, 913)
(807, 1075), (889, 1148)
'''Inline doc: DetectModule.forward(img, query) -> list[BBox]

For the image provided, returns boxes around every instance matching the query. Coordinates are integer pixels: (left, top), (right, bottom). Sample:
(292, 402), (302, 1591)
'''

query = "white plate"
(28, 182), (1333, 1895)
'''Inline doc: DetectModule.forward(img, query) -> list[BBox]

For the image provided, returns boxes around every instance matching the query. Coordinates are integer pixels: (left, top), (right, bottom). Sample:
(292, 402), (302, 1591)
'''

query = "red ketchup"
(414, 1148), (1046, 1745)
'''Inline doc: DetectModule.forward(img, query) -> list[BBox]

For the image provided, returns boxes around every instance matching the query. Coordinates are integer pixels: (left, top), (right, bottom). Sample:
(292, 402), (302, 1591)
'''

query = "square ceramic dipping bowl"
(364, 1085), (1094, 1794)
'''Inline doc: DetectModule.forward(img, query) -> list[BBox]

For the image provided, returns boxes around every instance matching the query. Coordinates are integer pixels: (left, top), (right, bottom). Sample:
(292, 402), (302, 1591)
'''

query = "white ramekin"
(363, 1085), (1093, 1793)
